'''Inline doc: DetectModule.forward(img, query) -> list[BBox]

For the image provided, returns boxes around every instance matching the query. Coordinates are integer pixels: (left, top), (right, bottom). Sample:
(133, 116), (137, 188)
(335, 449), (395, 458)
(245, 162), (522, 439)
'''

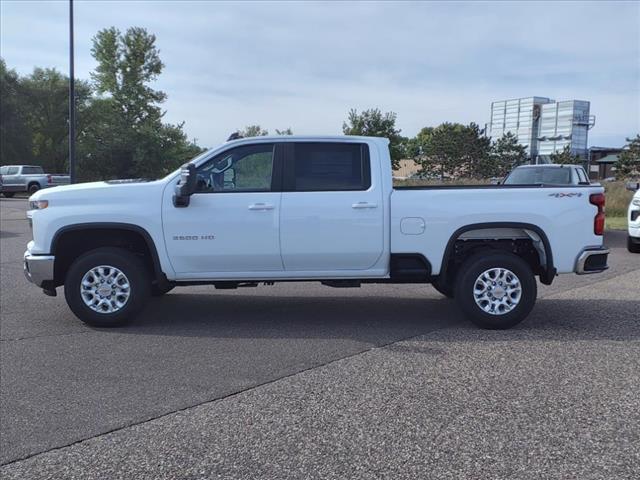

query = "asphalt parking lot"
(1, 196), (639, 479)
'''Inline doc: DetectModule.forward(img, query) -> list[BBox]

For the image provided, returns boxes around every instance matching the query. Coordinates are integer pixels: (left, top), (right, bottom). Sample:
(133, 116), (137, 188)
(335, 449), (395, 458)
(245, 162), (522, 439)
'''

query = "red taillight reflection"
(590, 193), (605, 235)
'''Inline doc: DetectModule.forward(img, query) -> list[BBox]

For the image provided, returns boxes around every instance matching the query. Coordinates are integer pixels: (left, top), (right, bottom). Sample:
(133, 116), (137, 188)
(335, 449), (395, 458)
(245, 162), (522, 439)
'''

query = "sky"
(1, 0), (639, 148)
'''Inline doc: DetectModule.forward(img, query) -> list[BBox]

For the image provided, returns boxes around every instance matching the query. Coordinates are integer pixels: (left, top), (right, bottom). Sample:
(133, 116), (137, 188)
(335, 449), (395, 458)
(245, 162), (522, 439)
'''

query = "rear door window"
(289, 143), (370, 191)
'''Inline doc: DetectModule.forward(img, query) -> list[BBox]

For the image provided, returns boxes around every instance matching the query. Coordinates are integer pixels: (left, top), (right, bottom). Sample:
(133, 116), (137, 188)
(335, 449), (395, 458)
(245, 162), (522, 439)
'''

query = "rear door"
(279, 142), (384, 272)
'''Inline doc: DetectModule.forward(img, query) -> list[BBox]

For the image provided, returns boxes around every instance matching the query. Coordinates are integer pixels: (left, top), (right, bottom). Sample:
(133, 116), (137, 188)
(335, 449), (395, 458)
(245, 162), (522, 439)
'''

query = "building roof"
(589, 146), (623, 153)
(596, 154), (620, 163)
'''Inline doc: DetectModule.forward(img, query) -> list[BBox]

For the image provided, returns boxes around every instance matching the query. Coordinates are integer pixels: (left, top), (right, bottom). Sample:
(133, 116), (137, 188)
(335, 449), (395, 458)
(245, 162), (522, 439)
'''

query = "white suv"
(628, 187), (640, 253)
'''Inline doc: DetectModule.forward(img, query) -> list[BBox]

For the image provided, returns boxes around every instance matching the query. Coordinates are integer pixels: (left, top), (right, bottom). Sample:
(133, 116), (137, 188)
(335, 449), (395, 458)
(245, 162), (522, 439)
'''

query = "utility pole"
(68, 0), (76, 183)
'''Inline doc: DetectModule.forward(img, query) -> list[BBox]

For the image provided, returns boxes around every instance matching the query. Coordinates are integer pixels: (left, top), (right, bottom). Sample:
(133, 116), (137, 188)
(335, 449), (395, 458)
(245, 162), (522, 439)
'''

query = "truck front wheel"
(64, 247), (150, 327)
(454, 252), (537, 329)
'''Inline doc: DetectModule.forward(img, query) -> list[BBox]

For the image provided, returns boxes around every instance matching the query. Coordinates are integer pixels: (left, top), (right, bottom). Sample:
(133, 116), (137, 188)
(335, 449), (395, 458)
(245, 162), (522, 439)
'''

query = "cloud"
(1, 0), (638, 147)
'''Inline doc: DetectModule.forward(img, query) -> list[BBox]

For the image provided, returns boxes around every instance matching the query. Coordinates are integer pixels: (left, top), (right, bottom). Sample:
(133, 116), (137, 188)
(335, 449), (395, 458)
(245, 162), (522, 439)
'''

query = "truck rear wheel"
(454, 252), (536, 329)
(628, 236), (640, 254)
(28, 183), (40, 194)
(64, 247), (150, 327)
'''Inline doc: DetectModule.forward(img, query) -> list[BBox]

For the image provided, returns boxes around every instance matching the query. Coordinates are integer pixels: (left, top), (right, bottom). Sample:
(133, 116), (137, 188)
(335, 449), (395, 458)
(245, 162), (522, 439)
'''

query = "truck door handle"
(248, 203), (274, 211)
(352, 202), (378, 209)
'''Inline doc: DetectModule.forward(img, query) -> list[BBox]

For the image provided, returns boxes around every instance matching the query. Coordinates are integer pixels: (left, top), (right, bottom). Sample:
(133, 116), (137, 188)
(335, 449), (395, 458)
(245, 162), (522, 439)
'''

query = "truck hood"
(29, 179), (166, 203)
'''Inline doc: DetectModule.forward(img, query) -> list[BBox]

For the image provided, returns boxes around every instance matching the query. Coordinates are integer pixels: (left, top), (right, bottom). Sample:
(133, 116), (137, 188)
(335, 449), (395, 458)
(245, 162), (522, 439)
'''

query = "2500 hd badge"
(173, 235), (215, 241)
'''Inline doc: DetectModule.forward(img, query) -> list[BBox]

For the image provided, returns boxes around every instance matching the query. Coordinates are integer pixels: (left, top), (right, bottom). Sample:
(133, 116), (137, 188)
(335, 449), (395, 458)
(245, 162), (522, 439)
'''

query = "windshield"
(504, 167), (572, 185)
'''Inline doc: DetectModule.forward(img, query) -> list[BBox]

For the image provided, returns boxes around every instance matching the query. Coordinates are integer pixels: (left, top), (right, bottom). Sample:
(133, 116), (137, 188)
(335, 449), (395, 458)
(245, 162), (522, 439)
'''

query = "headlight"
(29, 200), (49, 210)
(633, 198), (640, 207)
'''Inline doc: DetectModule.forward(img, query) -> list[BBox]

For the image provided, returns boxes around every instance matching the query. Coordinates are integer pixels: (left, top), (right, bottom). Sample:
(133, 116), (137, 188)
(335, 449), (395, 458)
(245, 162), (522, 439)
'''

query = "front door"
(162, 142), (283, 277)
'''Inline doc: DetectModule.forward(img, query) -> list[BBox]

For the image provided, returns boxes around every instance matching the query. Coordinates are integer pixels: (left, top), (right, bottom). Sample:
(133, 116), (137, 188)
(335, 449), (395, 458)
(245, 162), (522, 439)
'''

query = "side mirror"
(173, 163), (197, 207)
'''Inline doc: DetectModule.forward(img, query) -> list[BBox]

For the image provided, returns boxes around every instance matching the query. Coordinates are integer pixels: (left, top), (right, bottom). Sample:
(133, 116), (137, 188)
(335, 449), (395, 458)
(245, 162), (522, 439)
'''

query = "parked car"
(627, 185), (640, 253)
(503, 164), (591, 186)
(0, 165), (70, 197)
(24, 136), (609, 329)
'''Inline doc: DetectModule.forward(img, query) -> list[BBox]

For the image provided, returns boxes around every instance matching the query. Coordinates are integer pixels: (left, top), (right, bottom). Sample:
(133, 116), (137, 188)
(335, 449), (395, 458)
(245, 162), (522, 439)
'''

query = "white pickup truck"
(24, 136), (609, 329)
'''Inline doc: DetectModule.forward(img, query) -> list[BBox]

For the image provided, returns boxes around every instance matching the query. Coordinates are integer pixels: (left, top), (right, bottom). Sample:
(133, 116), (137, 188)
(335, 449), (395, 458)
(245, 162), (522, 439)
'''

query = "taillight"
(47, 174), (52, 184)
(590, 193), (605, 235)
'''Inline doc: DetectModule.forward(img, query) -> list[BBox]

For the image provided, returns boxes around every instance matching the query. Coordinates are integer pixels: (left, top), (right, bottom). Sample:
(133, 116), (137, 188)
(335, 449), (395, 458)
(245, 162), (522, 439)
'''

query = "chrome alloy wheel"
(473, 267), (522, 315)
(80, 265), (131, 314)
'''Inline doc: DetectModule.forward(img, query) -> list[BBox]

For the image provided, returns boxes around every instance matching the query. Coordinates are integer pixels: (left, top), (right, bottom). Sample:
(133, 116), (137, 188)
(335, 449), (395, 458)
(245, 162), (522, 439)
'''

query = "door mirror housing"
(174, 163), (197, 207)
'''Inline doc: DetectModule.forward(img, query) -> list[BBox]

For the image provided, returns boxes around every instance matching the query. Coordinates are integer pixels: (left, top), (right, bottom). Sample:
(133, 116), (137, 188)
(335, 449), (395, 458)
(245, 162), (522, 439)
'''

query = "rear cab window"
(22, 166), (45, 175)
(504, 167), (572, 185)
(287, 142), (370, 191)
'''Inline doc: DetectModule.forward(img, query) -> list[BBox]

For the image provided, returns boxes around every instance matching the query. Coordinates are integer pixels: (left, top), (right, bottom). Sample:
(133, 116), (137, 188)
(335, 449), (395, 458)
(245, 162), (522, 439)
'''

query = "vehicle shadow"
(122, 293), (463, 342)
(112, 291), (639, 343)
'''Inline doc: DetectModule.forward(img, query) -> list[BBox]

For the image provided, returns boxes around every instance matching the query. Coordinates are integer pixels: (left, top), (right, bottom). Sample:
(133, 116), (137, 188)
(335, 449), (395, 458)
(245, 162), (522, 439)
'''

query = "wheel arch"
(439, 222), (556, 286)
(50, 223), (166, 287)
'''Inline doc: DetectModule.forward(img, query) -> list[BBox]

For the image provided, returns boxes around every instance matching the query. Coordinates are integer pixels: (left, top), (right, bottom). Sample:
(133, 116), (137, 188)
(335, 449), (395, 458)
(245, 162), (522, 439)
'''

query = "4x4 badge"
(548, 192), (583, 198)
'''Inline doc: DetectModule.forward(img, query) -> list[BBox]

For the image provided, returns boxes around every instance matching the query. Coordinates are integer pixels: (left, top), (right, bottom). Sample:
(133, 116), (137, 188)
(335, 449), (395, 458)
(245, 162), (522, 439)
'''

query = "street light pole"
(68, 0), (76, 183)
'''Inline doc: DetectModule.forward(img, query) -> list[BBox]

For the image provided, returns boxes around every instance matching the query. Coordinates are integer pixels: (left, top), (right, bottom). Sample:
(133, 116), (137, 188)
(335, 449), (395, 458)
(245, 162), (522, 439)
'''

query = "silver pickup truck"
(0, 165), (70, 197)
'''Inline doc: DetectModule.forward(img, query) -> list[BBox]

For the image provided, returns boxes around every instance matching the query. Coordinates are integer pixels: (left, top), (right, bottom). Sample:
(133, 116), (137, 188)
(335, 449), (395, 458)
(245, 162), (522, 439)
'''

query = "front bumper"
(575, 247), (610, 275)
(24, 250), (55, 287)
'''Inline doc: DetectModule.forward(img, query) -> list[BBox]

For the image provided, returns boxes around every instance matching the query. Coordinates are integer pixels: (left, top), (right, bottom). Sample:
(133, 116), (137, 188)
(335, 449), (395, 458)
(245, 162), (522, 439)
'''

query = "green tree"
(0, 58), (32, 164)
(240, 125), (269, 137)
(343, 108), (405, 170)
(550, 145), (580, 165)
(275, 128), (293, 135)
(80, 26), (201, 180)
(414, 122), (490, 180)
(616, 135), (640, 179)
(91, 27), (165, 126)
(20, 67), (92, 173)
(486, 132), (528, 177)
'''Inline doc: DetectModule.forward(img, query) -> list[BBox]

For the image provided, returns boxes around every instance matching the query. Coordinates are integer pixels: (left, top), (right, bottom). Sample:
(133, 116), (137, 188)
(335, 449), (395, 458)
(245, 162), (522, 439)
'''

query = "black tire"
(2, 192), (15, 198)
(628, 236), (640, 254)
(432, 279), (454, 298)
(28, 183), (40, 194)
(64, 247), (150, 327)
(151, 284), (175, 297)
(454, 252), (537, 329)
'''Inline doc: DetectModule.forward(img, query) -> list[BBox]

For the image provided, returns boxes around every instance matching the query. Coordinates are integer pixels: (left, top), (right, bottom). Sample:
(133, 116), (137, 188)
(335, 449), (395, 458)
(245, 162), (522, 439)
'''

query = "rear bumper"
(24, 250), (55, 287)
(575, 247), (609, 275)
